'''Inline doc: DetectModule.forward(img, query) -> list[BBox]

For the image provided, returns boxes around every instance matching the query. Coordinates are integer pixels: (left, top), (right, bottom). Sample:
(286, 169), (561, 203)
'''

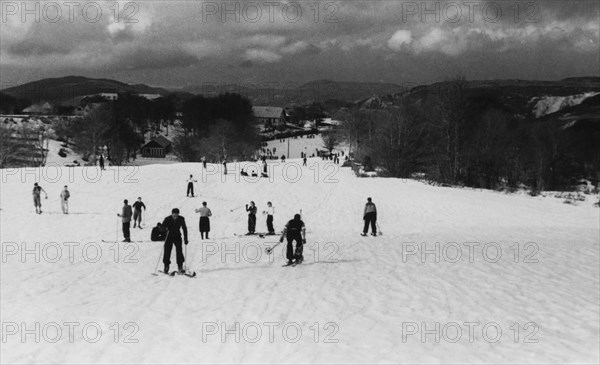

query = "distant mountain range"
(2, 76), (599, 119)
(1, 76), (171, 104)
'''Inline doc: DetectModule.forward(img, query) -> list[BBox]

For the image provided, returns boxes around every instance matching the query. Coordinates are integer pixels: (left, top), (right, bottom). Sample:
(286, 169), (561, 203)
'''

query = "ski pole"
(151, 231), (168, 275)
(376, 222), (382, 235)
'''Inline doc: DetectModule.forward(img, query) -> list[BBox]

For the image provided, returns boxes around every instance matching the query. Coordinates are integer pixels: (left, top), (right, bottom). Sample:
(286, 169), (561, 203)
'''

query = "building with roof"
(253, 106), (285, 129)
(141, 135), (172, 158)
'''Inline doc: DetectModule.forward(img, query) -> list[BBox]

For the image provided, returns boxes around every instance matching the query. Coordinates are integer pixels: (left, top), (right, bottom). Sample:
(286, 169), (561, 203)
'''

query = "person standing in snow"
(186, 175), (197, 197)
(263, 202), (275, 235)
(117, 199), (133, 242)
(132, 197), (146, 228)
(362, 197), (377, 236)
(60, 185), (70, 214)
(303, 156), (307, 166)
(279, 214), (306, 265)
(32, 183), (48, 214)
(195, 201), (212, 240)
(161, 208), (188, 274)
(246, 201), (257, 234)
(201, 156), (207, 169)
(99, 154), (105, 170)
(223, 160), (227, 175)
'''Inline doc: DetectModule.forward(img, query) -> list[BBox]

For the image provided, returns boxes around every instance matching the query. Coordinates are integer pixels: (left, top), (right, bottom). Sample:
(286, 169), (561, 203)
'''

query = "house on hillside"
(253, 106), (285, 129)
(141, 135), (172, 158)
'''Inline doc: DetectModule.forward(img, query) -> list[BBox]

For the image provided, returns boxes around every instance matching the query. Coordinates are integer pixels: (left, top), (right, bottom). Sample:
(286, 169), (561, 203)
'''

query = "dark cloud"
(8, 39), (73, 57)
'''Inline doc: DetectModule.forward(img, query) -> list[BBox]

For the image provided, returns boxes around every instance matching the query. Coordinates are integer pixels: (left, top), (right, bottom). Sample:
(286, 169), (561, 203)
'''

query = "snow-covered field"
(1, 159), (598, 364)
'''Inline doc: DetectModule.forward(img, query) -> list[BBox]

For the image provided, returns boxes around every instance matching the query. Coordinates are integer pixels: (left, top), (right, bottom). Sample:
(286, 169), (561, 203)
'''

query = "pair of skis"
(152, 269), (197, 278)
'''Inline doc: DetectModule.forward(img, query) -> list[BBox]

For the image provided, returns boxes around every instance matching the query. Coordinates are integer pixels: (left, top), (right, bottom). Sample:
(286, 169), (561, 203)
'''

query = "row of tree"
(173, 93), (259, 162)
(336, 78), (599, 192)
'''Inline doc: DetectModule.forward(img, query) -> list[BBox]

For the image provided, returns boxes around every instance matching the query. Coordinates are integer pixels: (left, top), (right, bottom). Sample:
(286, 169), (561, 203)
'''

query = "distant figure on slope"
(99, 154), (105, 170)
(223, 160), (227, 175)
(161, 208), (189, 274)
(201, 156), (207, 169)
(132, 197), (146, 228)
(186, 175), (197, 197)
(246, 201), (257, 235)
(279, 213), (306, 265)
(241, 168), (249, 176)
(32, 183), (48, 214)
(117, 199), (133, 242)
(263, 202), (275, 235)
(195, 201), (212, 240)
(281, 155), (286, 163)
(151, 222), (166, 241)
(303, 156), (307, 166)
(60, 185), (70, 214)
(362, 197), (377, 236)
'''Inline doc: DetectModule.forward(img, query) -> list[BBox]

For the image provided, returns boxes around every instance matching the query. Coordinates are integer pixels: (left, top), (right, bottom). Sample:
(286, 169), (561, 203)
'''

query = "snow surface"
(1, 160), (598, 364)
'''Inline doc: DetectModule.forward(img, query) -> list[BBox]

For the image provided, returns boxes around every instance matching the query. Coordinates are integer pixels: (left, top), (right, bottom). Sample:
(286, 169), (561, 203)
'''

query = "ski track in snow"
(1, 159), (598, 364)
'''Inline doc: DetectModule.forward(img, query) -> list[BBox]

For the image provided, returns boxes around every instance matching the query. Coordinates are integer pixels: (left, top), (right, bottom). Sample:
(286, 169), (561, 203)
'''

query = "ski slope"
(1, 159), (598, 364)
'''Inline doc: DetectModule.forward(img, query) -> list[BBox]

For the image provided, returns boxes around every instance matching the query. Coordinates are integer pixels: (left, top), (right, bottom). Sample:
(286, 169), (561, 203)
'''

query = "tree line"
(336, 78), (599, 192)
(173, 93), (259, 162)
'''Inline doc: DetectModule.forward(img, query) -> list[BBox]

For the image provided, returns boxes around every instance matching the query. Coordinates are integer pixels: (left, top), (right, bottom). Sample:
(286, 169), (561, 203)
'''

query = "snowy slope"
(531, 92), (600, 118)
(1, 160), (598, 364)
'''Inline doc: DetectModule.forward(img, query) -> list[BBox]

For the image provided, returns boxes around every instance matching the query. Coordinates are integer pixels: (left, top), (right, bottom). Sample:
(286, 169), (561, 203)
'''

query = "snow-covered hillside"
(1, 160), (598, 364)
(531, 92), (600, 118)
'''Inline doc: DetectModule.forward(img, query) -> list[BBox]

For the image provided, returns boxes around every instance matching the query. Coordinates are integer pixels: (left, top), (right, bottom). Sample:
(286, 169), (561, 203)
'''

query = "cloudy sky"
(1, 0), (599, 88)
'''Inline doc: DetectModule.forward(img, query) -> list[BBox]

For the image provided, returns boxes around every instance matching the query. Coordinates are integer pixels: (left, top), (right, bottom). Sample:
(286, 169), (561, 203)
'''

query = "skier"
(151, 222), (166, 241)
(195, 201), (212, 240)
(281, 155), (286, 163)
(117, 199), (133, 242)
(161, 208), (189, 274)
(223, 160), (227, 175)
(246, 201), (257, 235)
(303, 156), (307, 166)
(201, 156), (207, 169)
(32, 183), (48, 214)
(99, 154), (105, 170)
(186, 175), (197, 197)
(241, 168), (249, 177)
(262, 160), (268, 174)
(362, 197), (377, 236)
(279, 213), (306, 265)
(132, 197), (146, 228)
(263, 202), (275, 235)
(60, 185), (70, 214)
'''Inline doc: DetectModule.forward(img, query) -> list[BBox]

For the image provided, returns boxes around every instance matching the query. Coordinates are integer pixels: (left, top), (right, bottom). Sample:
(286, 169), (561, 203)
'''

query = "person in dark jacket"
(246, 201), (257, 234)
(132, 197), (146, 228)
(279, 214), (306, 265)
(117, 199), (133, 242)
(362, 197), (377, 236)
(161, 208), (189, 273)
(151, 223), (166, 241)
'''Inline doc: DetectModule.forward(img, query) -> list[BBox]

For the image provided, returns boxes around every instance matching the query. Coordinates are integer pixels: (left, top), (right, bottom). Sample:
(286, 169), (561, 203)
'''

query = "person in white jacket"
(263, 201), (275, 235)
(195, 201), (212, 239)
(186, 175), (197, 197)
(60, 185), (70, 214)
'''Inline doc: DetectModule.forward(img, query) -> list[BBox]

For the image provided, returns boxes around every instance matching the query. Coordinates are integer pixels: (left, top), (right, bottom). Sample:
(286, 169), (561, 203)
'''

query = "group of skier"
(31, 183), (70, 215)
(117, 197), (147, 242)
